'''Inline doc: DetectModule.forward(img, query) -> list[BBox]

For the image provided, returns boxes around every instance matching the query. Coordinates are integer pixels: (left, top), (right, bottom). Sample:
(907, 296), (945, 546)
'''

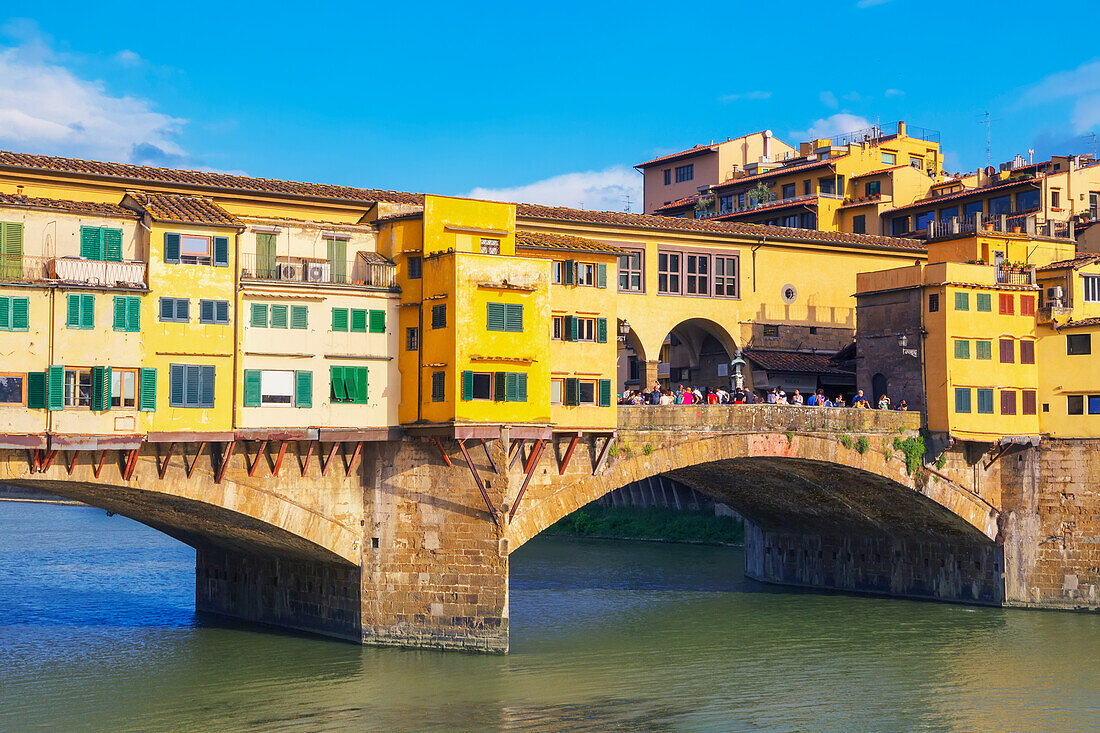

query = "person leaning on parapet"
(791, 389), (804, 406)
(766, 388), (778, 404)
(851, 390), (871, 409)
(896, 399), (909, 411)
(877, 394), (891, 410)
(834, 394), (847, 407)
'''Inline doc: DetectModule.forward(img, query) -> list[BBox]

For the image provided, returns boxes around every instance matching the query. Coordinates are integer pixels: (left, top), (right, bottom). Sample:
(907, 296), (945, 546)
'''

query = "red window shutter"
(1001, 390), (1016, 415)
(1022, 390), (1036, 415)
(1000, 338), (1014, 363)
(1020, 295), (1035, 316)
(1020, 340), (1035, 364)
(999, 293), (1014, 315)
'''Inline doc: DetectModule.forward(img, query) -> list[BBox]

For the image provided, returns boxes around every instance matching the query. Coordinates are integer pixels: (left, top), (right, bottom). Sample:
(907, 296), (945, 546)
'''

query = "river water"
(1, 501), (1098, 732)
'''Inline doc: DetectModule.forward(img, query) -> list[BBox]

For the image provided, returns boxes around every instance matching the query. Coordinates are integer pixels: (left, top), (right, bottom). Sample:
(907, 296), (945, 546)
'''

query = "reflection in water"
(1, 502), (1098, 732)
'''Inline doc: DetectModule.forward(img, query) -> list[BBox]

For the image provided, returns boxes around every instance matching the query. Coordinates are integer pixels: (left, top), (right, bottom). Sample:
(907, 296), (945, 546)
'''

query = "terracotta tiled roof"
(356, 250), (394, 265)
(713, 197), (819, 218)
(742, 348), (854, 376)
(635, 144), (719, 168)
(516, 230), (625, 254)
(1056, 317), (1100, 331)
(654, 195), (699, 213)
(516, 203), (925, 251)
(0, 192), (138, 218)
(0, 150), (423, 205)
(848, 165), (909, 180)
(124, 191), (240, 226)
(887, 178), (1037, 214)
(1036, 254), (1100, 271)
(653, 158), (841, 212)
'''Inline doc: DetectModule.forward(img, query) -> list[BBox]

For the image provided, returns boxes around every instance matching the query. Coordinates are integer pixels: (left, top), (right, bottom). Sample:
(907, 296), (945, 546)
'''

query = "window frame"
(110, 367), (138, 409)
(160, 297), (190, 323)
(63, 367), (93, 409)
(199, 299), (231, 325)
(1067, 333), (1091, 355)
(169, 363), (216, 409)
(479, 237), (501, 255)
(406, 327), (419, 351)
(674, 164), (694, 183)
(0, 372), (26, 406)
(179, 234), (213, 266)
(617, 249), (644, 293)
(550, 378), (564, 405)
(976, 388), (995, 414)
(713, 255), (739, 298)
(578, 379), (597, 405)
(1083, 275), (1100, 303)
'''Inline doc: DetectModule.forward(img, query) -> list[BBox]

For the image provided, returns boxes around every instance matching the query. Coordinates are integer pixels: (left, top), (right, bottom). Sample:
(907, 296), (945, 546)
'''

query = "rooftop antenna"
(1085, 132), (1098, 159)
(978, 111), (998, 166)
(623, 193), (633, 212)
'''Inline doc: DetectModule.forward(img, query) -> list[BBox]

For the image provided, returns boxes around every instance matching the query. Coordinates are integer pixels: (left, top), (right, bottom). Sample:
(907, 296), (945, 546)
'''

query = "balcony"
(239, 252), (397, 289)
(0, 255), (146, 288)
(924, 213), (1074, 242)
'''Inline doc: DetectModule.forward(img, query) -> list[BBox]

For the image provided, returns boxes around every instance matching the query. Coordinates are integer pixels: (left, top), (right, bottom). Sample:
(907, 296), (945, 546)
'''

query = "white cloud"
(1019, 59), (1100, 133)
(884, 88), (905, 97)
(819, 91), (838, 109)
(790, 113), (872, 142)
(0, 24), (186, 164)
(719, 90), (771, 103)
(468, 166), (642, 213)
(113, 49), (142, 67)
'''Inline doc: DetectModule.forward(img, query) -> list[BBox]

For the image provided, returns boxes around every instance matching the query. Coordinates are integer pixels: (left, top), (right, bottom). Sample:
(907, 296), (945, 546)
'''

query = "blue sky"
(3, 1), (1100, 212)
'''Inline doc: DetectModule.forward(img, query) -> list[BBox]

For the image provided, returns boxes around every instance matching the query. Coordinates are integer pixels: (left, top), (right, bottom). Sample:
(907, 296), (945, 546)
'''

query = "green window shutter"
(330, 366), (347, 401)
(954, 340), (970, 359)
(565, 378), (579, 406)
(955, 388), (972, 414)
(954, 292), (969, 311)
(270, 304), (288, 328)
(251, 303), (268, 327)
(80, 294), (94, 329)
(199, 366), (215, 407)
(505, 304), (523, 332)
(0, 222), (24, 280)
(369, 309), (386, 333)
(139, 368), (157, 411)
(598, 379), (611, 407)
(11, 298), (28, 331)
(562, 259), (575, 285)
(505, 372), (518, 402)
(976, 293), (991, 312)
(516, 373), (527, 402)
(294, 370), (313, 408)
(113, 296), (127, 330)
(80, 226), (105, 261)
(91, 366), (110, 411)
(105, 229), (123, 262)
(164, 233), (180, 264)
(0, 297), (9, 330)
(596, 263), (607, 288)
(976, 340), (992, 360)
(487, 303), (505, 331)
(215, 301), (228, 324)
(27, 371), (47, 409)
(461, 371), (474, 401)
(332, 308), (348, 332)
(127, 297), (140, 332)
(243, 369), (262, 406)
(327, 238), (347, 282)
(169, 364), (186, 407)
(350, 309), (368, 332)
(597, 317), (608, 343)
(200, 300), (214, 324)
(290, 305), (308, 329)
(354, 368), (369, 404)
(213, 236), (229, 267)
(66, 294), (81, 328)
(494, 371), (507, 401)
(46, 365), (63, 411)
(256, 233), (277, 278)
(568, 315), (579, 342)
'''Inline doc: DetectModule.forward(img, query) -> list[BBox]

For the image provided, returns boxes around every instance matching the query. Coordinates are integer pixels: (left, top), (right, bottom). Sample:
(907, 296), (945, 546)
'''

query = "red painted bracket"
(215, 440), (236, 484)
(457, 438), (500, 527)
(66, 450), (81, 476)
(320, 442), (340, 477)
(157, 443), (175, 479)
(556, 433), (580, 476)
(343, 441), (363, 477)
(272, 441), (288, 477)
(185, 442), (206, 478)
(92, 450), (107, 478)
(246, 440), (269, 477)
(433, 437), (452, 467)
(509, 438), (545, 522)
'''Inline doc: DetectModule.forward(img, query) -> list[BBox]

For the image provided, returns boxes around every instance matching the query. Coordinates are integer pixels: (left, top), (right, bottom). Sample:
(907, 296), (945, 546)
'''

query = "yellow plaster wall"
(1036, 323), (1100, 437)
(0, 285), (50, 434)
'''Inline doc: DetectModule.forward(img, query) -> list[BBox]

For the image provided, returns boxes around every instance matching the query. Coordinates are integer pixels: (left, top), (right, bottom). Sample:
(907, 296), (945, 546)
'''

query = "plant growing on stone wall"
(855, 436), (869, 454)
(882, 439), (893, 462)
(785, 431), (794, 444)
(934, 453), (947, 470)
(608, 444), (620, 458)
(642, 444), (654, 455)
(892, 435), (926, 475)
(840, 434), (853, 449)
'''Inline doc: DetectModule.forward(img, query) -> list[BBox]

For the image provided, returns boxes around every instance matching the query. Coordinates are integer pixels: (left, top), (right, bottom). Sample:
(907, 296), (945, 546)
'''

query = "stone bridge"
(3, 405), (1097, 653)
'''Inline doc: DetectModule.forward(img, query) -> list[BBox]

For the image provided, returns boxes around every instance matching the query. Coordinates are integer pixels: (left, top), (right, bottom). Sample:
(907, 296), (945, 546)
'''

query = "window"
(618, 250), (643, 292)
(330, 307), (348, 331)
(350, 309), (368, 332)
(290, 305), (308, 329)
(160, 297), (189, 323)
(864, 181), (881, 197)
(852, 215), (866, 234)
(0, 296), (29, 331)
(964, 201), (984, 219)
(552, 315), (563, 340)
(1090, 396), (1100, 415)
(1016, 189), (1040, 211)
(718, 195), (734, 214)
(0, 221), (25, 280)
(954, 339), (970, 359)
(658, 252), (680, 294)
(999, 338), (1014, 363)
(881, 152), (896, 165)
(989, 196), (1012, 216)
(915, 211), (934, 231)
(180, 235), (212, 265)
(406, 327), (419, 350)
(113, 296), (141, 332)
(431, 304), (446, 329)
(999, 293), (1014, 315)
(169, 364), (215, 408)
(0, 374), (24, 404)
(1001, 390), (1017, 415)
(66, 294), (95, 329)
(110, 368), (137, 408)
(469, 372), (492, 400)
(663, 169), (671, 185)
(431, 371), (446, 402)
(675, 164), (693, 183)
(552, 261), (562, 284)
(1022, 390), (1037, 416)
(487, 302), (523, 332)
(1068, 395), (1084, 415)
(977, 388), (994, 414)
(461, 371), (526, 402)
(955, 388), (971, 413)
(1083, 276), (1100, 302)
(782, 183), (796, 199)
(1067, 333), (1091, 355)
(576, 262), (595, 286)
(976, 340), (992, 360)
(714, 256), (738, 298)
(939, 206), (959, 221)
(1020, 295), (1035, 317)
(909, 156), (923, 170)
(1020, 340), (1035, 364)
(255, 232), (277, 278)
(64, 368), (93, 408)
(480, 238), (501, 255)
(408, 256), (422, 279)
(576, 317), (596, 342)
(199, 299), (230, 325)
(243, 369), (310, 407)
(928, 293), (940, 312)
(325, 237), (348, 283)
(955, 292), (969, 311)
(578, 380), (596, 404)
(550, 378), (563, 405)
(685, 254), (708, 295)
(330, 366), (368, 404)
(891, 216), (909, 236)
(976, 293), (991, 312)
(80, 226), (123, 262)
(1051, 190), (1061, 208)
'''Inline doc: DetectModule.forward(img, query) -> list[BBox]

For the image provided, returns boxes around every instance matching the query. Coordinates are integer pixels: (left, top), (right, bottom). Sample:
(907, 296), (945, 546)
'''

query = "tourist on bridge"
(851, 390), (871, 409)
(897, 399), (909, 411)
(834, 394), (847, 407)
(877, 394), (892, 410)
(791, 389), (804, 406)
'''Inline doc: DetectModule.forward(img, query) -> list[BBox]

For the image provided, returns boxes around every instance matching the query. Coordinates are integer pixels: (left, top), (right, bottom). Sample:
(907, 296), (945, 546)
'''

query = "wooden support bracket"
(122, 448), (139, 481)
(433, 437), (452, 467)
(457, 438), (500, 527)
(185, 441), (206, 479)
(40, 449), (58, 473)
(246, 440), (269, 477)
(65, 450), (80, 476)
(343, 441), (363, 477)
(320, 441), (340, 477)
(92, 450), (107, 478)
(508, 438), (525, 470)
(557, 433), (580, 476)
(157, 443), (176, 479)
(215, 440), (236, 484)
(592, 433), (616, 475)
(509, 438), (545, 522)
(272, 441), (288, 477)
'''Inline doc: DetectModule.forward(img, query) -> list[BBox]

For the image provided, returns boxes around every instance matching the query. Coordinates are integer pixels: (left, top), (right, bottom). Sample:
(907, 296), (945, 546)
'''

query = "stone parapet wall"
(618, 404), (921, 434)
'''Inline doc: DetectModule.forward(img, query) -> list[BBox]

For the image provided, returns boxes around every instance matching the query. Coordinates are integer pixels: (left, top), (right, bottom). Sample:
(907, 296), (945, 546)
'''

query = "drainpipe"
(231, 230), (241, 430)
(751, 236), (765, 293)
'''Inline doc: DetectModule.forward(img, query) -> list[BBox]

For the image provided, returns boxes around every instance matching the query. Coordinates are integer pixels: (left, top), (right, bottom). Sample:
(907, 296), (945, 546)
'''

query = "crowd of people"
(619, 384), (909, 411)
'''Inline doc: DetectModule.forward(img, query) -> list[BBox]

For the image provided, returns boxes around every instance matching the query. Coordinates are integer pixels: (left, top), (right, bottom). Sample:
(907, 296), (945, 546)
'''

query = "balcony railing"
(239, 252), (397, 289)
(0, 255), (146, 288)
(925, 213), (1075, 241)
(699, 192), (843, 219)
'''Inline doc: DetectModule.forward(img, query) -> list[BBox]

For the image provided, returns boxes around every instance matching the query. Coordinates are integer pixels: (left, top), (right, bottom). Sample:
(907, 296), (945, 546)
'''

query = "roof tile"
(125, 191), (240, 226)
(742, 348), (853, 375)
(516, 229), (626, 254)
(0, 192), (138, 218)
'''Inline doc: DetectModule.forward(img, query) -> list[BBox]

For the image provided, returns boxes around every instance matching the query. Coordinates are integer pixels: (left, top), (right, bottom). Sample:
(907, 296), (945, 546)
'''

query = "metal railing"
(830, 122), (940, 147)
(995, 265), (1036, 286)
(925, 212), (1075, 241)
(239, 253), (397, 289)
(0, 255), (146, 287)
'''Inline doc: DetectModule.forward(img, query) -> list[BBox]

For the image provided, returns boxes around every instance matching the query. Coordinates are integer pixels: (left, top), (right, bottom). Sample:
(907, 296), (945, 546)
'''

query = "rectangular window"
(909, 156), (923, 170)
(939, 206), (959, 221)
(928, 293), (939, 312)
(79, 226), (123, 262)
(1020, 340), (1035, 364)
(954, 387), (971, 414)
(713, 256), (739, 298)
(891, 216), (909, 236)
(881, 152), (896, 165)
(290, 305), (308, 329)
(762, 324), (780, 338)
(469, 372), (492, 400)
(431, 304), (446, 329)
(408, 256), (422, 279)
(329, 366), (368, 404)
(955, 292), (969, 311)
(552, 315), (563, 340)
(255, 232), (277, 278)
(1068, 395), (1084, 415)
(1016, 189), (1040, 211)
(269, 304), (288, 329)
(976, 340), (992, 360)
(325, 237), (348, 283)
(0, 373), (25, 404)
(159, 297), (189, 323)
(250, 303), (268, 328)
(964, 201), (984, 219)
(989, 196), (1012, 216)
(574, 262), (595, 286)
(578, 380), (596, 405)
(976, 293), (991, 312)
(781, 183), (796, 199)
(852, 215), (866, 234)
(110, 368), (137, 409)
(169, 364), (215, 408)
(1022, 390), (1037, 416)
(550, 378), (563, 405)
(999, 293), (1014, 315)
(618, 250), (643, 292)
(999, 338), (1014, 363)
(64, 368), (93, 408)
(675, 164), (694, 183)
(406, 327), (419, 350)
(718, 194), (734, 214)
(1051, 190), (1061, 208)
(331, 307), (349, 332)
(1001, 390), (1017, 415)
(249, 370), (293, 406)
(0, 296), (29, 331)
(349, 308), (368, 332)
(66, 294), (95, 330)
(1089, 396), (1100, 415)
(663, 169), (671, 185)
(1067, 333), (1091, 355)
(1020, 295), (1035, 317)
(199, 299), (230, 325)
(486, 303), (523, 332)
(977, 388), (994, 414)
(431, 371), (446, 401)
(552, 261), (563, 284)
(480, 238), (501, 255)
(112, 296), (141, 332)
(915, 211), (934, 231)
(1084, 275), (1100, 303)
(658, 252), (681, 294)
(954, 339), (970, 359)
(685, 254), (709, 295)
(176, 235), (212, 265)
(865, 181), (881, 197)
(575, 317), (596, 342)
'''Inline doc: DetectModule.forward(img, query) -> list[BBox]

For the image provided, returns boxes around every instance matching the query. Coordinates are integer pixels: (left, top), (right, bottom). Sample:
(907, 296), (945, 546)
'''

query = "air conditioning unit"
(303, 262), (331, 283)
(276, 263), (298, 280)
(1047, 286), (1064, 301)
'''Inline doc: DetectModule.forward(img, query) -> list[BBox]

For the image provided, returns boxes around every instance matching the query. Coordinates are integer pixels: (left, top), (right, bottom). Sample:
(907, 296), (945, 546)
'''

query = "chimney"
(897, 120), (907, 137)
(762, 129), (772, 162)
